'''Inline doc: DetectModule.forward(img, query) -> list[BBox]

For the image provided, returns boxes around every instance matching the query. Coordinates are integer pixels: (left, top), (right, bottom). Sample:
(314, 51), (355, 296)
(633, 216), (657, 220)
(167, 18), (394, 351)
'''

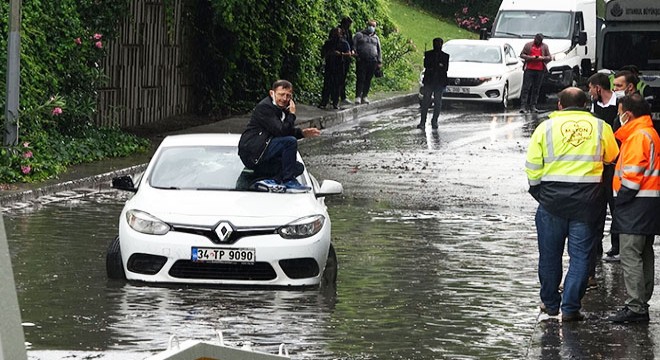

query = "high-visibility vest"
(613, 115), (660, 196)
(526, 110), (619, 185)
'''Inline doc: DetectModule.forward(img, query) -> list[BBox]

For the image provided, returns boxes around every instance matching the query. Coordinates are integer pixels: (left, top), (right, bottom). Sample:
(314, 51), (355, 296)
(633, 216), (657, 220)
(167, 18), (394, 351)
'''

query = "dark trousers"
(320, 66), (344, 106)
(356, 59), (377, 99)
(588, 166), (619, 277)
(419, 84), (446, 126)
(520, 69), (545, 108)
(340, 59), (352, 101)
(254, 136), (303, 182)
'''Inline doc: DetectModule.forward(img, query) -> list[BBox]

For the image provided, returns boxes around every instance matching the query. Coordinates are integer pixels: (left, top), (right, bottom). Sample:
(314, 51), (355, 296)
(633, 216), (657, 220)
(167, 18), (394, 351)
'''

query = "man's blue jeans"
(255, 136), (302, 182)
(535, 205), (594, 315)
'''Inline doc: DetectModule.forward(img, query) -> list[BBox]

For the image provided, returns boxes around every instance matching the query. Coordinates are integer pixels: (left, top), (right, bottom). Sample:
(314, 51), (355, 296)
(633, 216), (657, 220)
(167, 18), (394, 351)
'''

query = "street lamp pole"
(4, 0), (22, 146)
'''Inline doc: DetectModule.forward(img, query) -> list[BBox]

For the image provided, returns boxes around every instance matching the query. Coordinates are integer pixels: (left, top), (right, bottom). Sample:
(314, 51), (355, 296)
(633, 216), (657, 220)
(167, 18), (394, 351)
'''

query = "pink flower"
(95, 41), (103, 49)
(462, 7), (469, 14)
(23, 142), (30, 148)
(21, 165), (31, 174)
(481, 17), (489, 24)
(74, 37), (82, 45)
(93, 33), (103, 40)
(52, 107), (63, 116)
(23, 151), (33, 159)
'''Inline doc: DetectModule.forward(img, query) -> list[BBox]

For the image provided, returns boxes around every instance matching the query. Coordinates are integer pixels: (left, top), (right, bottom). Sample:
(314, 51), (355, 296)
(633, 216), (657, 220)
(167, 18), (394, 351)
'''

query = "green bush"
(0, 0), (149, 184)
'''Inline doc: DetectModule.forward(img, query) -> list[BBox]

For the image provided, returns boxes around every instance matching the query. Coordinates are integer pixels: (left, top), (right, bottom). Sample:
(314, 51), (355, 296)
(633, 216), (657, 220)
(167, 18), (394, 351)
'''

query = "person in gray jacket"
(353, 19), (382, 105)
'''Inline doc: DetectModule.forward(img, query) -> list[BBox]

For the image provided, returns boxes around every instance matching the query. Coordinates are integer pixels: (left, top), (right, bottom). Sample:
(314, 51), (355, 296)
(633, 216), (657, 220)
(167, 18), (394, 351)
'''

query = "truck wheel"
(106, 236), (126, 280)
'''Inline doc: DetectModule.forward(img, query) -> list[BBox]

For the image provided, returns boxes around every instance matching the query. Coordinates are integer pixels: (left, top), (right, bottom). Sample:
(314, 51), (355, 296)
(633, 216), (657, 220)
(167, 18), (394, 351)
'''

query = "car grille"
(447, 77), (485, 87)
(443, 92), (481, 99)
(171, 224), (276, 245)
(279, 258), (319, 279)
(168, 260), (276, 280)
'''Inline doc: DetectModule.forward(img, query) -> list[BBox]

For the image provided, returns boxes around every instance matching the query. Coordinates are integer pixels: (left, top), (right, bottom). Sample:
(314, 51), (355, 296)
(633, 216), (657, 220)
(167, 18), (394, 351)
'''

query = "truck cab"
(482, 0), (596, 93)
(599, 0), (660, 120)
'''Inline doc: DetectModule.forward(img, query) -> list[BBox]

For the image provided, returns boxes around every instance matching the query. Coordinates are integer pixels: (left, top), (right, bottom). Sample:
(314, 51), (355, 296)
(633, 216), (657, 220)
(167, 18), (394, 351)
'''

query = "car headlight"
(278, 215), (325, 239)
(125, 209), (170, 235)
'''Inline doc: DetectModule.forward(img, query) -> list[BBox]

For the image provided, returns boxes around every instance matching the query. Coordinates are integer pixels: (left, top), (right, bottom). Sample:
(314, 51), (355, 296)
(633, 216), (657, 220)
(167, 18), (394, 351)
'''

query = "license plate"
(445, 86), (470, 94)
(191, 247), (255, 263)
(652, 112), (660, 121)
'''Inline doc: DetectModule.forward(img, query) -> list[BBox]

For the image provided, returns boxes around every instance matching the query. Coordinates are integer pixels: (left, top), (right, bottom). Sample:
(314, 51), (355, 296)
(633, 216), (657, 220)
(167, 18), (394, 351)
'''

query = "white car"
(418, 39), (524, 109)
(106, 133), (343, 287)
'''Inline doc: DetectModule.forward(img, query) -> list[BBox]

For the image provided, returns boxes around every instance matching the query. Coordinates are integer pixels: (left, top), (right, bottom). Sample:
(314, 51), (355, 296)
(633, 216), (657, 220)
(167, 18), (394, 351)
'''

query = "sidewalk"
(0, 92), (417, 208)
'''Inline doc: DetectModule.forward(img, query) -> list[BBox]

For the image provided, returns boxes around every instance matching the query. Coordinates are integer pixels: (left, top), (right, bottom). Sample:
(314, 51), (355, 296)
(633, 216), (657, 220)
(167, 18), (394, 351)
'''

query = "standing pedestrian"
(519, 33), (551, 114)
(318, 27), (351, 110)
(337, 16), (355, 106)
(586, 73), (620, 286)
(525, 87), (619, 321)
(607, 94), (660, 323)
(417, 37), (449, 130)
(353, 19), (382, 105)
(238, 80), (321, 193)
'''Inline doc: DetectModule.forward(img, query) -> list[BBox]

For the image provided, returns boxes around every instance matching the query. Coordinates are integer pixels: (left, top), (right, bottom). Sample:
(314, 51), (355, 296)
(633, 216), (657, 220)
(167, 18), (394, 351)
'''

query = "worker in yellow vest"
(525, 87), (619, 322)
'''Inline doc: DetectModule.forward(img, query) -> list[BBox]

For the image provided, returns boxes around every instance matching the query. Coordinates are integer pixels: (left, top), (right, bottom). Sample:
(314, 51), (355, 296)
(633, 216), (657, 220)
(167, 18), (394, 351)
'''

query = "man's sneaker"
(531, 106), (542, 113)
(283, 179), (311, 193)
(361, 97), (370, 104)
(355, 98), (362, 105)
(341, 98), (353, 106)
(586, 276), (598, 291)
(253, 179), (286, 193)
(519, 108), (528, 114)
(603, 253), (620, 262)
(416, 123), (425, 130)
(607, 306), (650, 323)
(540, 304), (559, 316)
(561, 311), (585, 322)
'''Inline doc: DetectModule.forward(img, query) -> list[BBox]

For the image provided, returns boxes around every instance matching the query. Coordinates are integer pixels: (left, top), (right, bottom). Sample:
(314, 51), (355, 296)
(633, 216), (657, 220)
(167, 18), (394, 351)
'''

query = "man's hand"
(302, 127), (321, 138)
(287, 99), (296, 114)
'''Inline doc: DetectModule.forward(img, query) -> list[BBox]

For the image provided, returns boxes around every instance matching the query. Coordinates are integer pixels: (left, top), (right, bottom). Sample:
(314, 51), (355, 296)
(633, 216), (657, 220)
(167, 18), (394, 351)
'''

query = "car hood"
(488, 38), (573, 58)
(124, 188), (323, 227)
(448, 62), (504, 78)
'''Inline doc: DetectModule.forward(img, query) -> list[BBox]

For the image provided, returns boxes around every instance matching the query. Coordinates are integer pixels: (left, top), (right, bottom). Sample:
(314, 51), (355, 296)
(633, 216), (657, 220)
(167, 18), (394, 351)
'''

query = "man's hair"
(534, 33), (544, 42)
(588, 72), (610, 89)
(558, 87), (588, 108)
(340, 16), (352, 26)
(620, 93), (651, 118)
(614, 70), (639, 87)
(272, 79), (293, 91)
(619, 64), (639, 75)
(432, 37), (444, 48)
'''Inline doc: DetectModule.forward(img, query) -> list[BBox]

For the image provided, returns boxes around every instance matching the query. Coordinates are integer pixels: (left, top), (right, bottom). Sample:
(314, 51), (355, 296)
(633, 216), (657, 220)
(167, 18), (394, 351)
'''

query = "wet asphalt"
(3, 93), (660, 359)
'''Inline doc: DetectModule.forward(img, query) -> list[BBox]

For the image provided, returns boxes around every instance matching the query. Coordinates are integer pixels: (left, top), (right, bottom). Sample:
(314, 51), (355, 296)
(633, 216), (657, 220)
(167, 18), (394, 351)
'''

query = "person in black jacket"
(238, 80), (320, 192)
(417, 37), (449, 130)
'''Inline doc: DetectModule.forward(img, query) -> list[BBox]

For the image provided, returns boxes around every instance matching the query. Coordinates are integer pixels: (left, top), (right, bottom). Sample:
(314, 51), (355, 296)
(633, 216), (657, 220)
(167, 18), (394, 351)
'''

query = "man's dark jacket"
(422, 49), (449, 87)
(238, 96), (304, 168)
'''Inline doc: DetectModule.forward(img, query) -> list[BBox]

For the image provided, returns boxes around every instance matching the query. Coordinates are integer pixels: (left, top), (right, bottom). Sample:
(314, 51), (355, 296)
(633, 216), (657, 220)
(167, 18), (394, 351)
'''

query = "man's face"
(270, 86), (293, 109)
(588, 83), (601, 99)
(613, 76), (633, 94)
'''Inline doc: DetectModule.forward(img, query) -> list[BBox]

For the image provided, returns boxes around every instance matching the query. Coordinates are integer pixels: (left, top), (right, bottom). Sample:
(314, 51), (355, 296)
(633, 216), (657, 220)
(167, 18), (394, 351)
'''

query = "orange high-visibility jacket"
(612, 115), (660, 235)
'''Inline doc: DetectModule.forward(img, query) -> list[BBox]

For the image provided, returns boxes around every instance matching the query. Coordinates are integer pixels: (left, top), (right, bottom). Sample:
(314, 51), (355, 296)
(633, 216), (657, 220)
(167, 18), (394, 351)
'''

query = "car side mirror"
(112, 175), (138, 193)
(507, 59), (519, 66)
(315, 180), (343, 198)
(577, 31), (587, 46)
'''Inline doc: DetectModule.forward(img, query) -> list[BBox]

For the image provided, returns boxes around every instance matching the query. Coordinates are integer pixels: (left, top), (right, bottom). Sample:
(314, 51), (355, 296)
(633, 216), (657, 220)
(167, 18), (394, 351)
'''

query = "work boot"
(607, 306), (650, 323)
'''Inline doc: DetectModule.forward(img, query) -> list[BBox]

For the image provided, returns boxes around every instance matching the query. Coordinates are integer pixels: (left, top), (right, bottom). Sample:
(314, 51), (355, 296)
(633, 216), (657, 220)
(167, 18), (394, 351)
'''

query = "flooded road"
(5, 104), (639, 359)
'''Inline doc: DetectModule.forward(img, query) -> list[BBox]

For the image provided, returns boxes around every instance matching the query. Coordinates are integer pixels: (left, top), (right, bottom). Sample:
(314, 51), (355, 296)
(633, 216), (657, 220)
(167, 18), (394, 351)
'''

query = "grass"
(383, 0), (478, 68)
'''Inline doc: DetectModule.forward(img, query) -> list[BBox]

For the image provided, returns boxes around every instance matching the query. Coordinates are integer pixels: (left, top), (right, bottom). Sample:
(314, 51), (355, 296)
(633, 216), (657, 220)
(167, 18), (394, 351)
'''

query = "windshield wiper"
(494, 31), (522, 38)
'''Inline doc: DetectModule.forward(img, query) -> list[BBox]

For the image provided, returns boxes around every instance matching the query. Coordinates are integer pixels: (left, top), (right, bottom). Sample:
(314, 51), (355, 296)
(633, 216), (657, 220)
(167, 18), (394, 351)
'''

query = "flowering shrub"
(454, 6), (491, 32)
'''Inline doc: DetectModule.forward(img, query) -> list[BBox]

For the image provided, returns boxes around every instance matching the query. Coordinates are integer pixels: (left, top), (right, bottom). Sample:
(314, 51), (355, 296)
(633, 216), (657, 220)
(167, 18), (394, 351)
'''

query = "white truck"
(481, 0), (597, 93)
(599, 0), (660, 120)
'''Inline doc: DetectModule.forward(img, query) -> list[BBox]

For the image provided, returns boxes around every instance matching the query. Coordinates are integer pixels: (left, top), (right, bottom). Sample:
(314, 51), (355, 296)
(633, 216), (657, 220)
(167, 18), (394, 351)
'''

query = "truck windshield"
(492, 11), (572, 39)
(602, 32), (660, 71)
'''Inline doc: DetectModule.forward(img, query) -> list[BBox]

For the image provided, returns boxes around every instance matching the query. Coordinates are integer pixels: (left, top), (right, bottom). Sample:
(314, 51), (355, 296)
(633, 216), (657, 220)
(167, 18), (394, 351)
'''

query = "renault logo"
(214, 222), (233, 242)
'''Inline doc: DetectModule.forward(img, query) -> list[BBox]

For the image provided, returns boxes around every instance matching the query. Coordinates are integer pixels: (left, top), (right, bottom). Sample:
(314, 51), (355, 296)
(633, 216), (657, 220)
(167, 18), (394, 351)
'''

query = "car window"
(149, 146), (255, 191)
(444, 44), (502, 64)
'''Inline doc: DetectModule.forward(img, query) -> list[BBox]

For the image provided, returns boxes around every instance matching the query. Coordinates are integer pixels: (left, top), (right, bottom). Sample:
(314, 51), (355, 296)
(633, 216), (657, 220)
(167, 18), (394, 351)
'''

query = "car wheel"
(321, 244), (337, 288)
(500, 83), (509, 109)
(106, 236), (126, 280)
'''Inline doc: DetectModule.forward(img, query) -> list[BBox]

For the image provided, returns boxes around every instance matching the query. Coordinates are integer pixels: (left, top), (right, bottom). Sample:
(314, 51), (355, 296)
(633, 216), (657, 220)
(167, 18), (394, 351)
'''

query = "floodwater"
(4, 104), (651, 359)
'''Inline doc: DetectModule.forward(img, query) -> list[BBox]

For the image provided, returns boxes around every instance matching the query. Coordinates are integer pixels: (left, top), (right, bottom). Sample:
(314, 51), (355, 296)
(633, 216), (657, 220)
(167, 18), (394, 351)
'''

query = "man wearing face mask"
(353, 19), (382, 105)
(417, 37), (449, 130)
(612, 70), (660, 144)
(519, 33), (551, 114)
(238, 80), (321, 193)
(607, 93), (660, 323)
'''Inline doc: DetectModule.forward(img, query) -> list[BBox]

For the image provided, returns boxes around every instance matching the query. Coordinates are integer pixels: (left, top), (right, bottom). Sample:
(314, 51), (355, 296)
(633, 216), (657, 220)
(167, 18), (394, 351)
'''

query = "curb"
(0, 93), (417, 208)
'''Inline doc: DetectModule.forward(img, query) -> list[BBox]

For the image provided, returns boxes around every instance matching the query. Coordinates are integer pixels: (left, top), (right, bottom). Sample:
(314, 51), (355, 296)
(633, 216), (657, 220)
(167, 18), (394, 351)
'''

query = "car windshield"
(444, 44), (502, 64)
(148, 145), (263, 191)
(492, 11), (572, 39)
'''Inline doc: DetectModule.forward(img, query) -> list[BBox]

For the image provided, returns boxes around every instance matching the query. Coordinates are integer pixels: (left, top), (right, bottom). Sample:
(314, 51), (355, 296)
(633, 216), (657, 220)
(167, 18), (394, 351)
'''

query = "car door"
(504, 44), (524, 98)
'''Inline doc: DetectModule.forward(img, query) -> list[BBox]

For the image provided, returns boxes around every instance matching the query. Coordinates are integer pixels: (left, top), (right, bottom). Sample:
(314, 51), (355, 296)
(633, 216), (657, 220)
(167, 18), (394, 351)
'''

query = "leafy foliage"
(0, 0), (148, 184)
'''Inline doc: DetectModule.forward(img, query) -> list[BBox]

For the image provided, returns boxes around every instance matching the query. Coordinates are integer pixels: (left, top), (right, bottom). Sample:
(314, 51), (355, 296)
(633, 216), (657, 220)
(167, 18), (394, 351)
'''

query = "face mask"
(614, 90), (625, 99)
(367, 26), (375, 34)
(619, 112), (629, 126)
